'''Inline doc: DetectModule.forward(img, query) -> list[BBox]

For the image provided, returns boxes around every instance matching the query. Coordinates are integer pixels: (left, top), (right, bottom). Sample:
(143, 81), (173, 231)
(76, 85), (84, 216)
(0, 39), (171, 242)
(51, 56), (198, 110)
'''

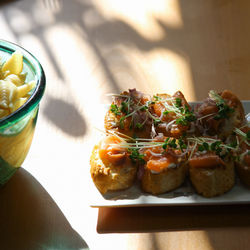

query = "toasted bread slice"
(90, 143), (137, 194)
(189, 156), (235, 198)
(141, 162), (187, 195)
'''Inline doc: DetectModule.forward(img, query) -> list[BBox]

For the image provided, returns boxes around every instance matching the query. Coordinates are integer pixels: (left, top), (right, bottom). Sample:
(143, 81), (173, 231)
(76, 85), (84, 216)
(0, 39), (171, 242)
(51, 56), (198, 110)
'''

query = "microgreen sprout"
(110, 104), (121, 116)
(145, 109), (161, 125)
(175, 98), (182, 108)
(209, 90), (234, 120)
(127, 148), (145, 164)
(119, 116), (125, 129)
(153, 95), (161, 101)
(234, 127), (250, 146)
(135, 123), (144, 129)
(186, 136), (238, 158)
(120, 101), (129, 115)
(175, 105), (196, 126)
(154, 97), (197, 127)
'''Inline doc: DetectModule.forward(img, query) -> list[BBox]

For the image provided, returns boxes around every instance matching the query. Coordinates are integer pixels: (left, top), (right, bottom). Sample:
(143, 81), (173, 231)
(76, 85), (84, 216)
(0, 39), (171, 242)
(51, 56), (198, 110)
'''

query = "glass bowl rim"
(0, 40), (46, 129)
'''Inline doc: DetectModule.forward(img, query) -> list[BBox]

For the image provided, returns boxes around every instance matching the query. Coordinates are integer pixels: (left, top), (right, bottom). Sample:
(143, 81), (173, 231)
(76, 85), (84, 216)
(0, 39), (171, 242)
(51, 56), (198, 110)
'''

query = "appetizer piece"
(195, 90), (245, 139)
(234, 126), (250, 187)
(188, 137), (236, 197)
(105, 89), (155, 138)
(90, 88), (248, 199)
(152, 91), (196, 138)
(90, 135), (137, 194)
(139, 135), (188, 195)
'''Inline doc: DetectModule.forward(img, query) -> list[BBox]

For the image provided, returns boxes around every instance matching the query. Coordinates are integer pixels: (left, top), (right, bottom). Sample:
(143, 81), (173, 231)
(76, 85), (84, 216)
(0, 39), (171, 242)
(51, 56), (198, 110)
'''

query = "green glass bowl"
(0, 40), (45, 185)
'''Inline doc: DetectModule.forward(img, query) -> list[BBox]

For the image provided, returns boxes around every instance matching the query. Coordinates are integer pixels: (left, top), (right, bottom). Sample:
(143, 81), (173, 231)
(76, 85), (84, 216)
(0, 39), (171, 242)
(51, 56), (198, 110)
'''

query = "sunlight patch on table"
(93, 0), (183, 40)
(145, 49), (196, 101)
(155, 231), (214, 250)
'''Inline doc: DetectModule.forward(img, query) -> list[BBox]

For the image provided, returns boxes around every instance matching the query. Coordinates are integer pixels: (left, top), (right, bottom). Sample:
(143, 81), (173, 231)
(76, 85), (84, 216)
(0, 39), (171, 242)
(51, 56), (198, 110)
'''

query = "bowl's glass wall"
(0, 40), (45, 185)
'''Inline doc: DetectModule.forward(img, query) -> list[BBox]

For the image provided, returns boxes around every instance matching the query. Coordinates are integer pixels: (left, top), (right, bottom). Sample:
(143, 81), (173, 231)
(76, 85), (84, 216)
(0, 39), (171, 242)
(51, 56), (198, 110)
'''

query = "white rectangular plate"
(90, 101), (250, 207)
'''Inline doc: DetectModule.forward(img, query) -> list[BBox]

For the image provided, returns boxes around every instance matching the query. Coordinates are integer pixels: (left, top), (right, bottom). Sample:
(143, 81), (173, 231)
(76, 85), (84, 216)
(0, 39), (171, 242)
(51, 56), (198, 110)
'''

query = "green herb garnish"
(234, 127), (250, 146)
(197, 142), (209, 152)
(168, 138), (177, 148)
(135, 123), (144, 129)
(153, 119), (161, 125)
(179, 138), (187, 151)
(175, 98), (182, 108)
(198, 145), (205, 151)
(203, 142), (209, 150)
(110, 104), (121, 116)
(209, 90), (234, 120)
(162, 138), (170, 149)
(187, 136), (237, 158)
(162, 137), (185, 150)
(119, 116), (125, 129)
(128, 148), (145, 164)
(163, 110), (170, 116)
(211, 141), (222, 154)
(153, 95), (161, 101)
(229, 141), (238, 148)
(120, 101), (129, 114)
(175, 105), (196, 126)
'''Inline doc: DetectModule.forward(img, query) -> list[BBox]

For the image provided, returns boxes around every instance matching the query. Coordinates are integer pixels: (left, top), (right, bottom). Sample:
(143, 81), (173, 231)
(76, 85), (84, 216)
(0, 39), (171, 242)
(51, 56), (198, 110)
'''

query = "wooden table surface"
(0, 0), (250, 249)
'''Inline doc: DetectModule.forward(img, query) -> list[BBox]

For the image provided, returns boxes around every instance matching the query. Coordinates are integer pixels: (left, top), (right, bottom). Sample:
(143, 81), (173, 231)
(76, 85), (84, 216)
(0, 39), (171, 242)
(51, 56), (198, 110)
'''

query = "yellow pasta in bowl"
(0, 51), (37, 118)
(0, 40), (45, 185)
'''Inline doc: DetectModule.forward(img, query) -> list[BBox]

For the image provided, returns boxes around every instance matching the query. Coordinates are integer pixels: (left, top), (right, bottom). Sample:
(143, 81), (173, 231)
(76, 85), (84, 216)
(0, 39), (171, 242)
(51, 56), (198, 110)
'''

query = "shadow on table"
(1, 0), (250, 104)
(0, 168), (89, 250)
(0, 0), (17, 7)
(43, 96), (87, 137)
(97, 204), (250, 233)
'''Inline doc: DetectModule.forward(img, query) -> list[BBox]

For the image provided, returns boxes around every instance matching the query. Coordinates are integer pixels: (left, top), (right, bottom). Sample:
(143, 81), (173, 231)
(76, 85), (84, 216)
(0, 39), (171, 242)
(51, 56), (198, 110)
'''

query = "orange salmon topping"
(99, 135), (126, 165)
(143, 143), (178, 173)
(189, 153), (225, 168)
(146, 155), (176, 172)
